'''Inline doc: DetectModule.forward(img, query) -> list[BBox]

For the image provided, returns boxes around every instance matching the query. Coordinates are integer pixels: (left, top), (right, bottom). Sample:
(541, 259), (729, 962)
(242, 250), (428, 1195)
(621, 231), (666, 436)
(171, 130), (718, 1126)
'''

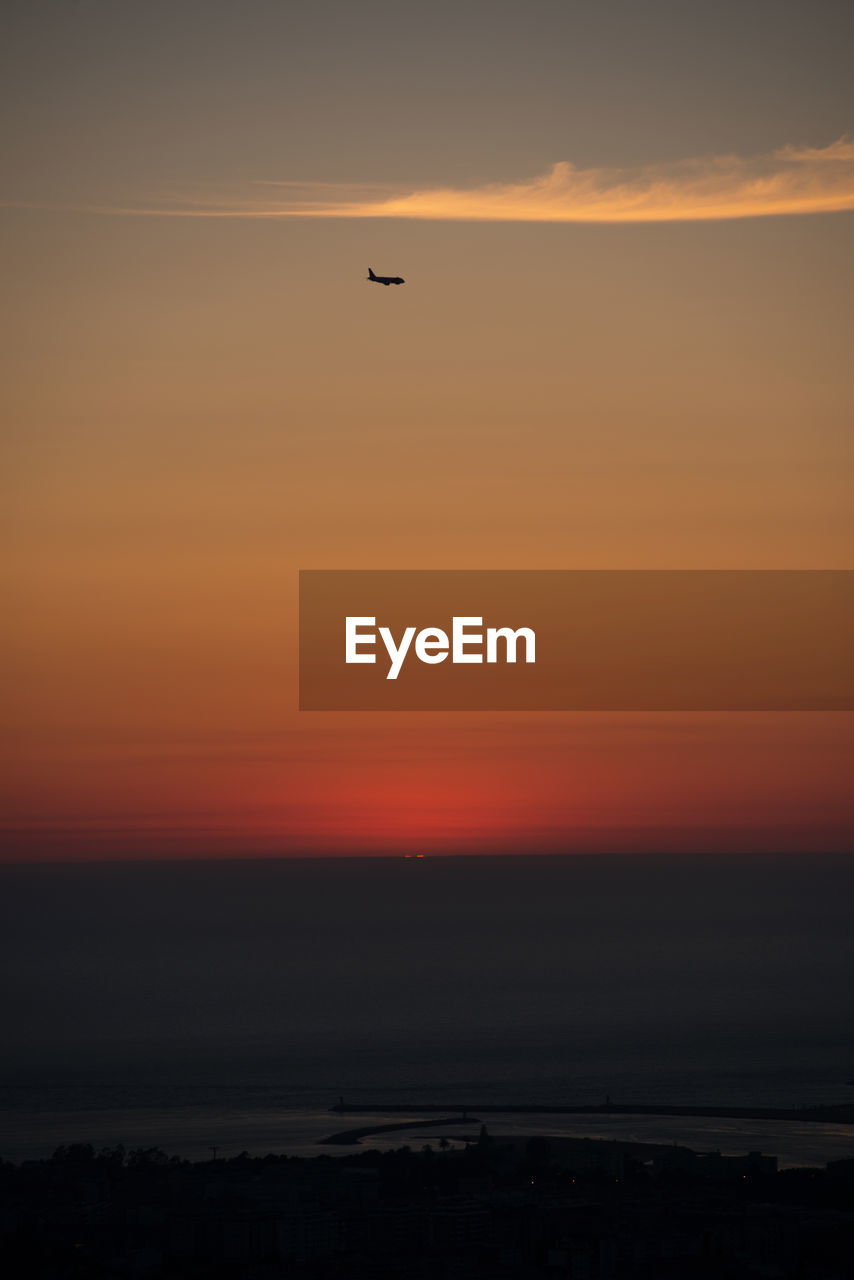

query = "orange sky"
(2, 1), (853, 859)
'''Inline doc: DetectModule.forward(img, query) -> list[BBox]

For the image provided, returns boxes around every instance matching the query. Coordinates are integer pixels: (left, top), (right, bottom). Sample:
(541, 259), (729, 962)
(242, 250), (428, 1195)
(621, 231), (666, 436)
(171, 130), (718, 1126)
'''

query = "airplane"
(367, 266), (405, 286)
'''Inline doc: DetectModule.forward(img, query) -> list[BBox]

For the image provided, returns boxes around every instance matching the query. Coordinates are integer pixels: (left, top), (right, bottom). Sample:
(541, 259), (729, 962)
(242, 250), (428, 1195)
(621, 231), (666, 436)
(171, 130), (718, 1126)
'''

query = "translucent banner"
(299, 570), (854, 711)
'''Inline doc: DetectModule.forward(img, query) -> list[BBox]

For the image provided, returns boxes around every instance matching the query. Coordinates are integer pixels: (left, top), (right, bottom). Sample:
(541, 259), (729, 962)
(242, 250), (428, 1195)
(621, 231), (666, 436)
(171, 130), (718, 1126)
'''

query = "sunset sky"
(2, 0), (853, 859)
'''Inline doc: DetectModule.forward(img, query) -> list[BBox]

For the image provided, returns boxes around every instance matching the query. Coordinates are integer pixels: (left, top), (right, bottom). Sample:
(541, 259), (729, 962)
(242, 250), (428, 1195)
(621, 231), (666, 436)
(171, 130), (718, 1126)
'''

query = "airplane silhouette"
(367, 267), (405, 286)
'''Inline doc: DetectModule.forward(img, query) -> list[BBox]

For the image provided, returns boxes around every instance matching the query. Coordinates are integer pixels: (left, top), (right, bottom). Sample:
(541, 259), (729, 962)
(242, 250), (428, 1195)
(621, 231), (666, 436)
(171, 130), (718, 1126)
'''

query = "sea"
(1, 853), (853, 1169)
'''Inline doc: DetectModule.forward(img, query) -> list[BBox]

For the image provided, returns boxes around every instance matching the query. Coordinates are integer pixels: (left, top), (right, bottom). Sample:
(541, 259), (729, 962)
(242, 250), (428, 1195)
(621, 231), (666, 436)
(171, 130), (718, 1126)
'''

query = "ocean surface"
(2, 853), (853, 1168)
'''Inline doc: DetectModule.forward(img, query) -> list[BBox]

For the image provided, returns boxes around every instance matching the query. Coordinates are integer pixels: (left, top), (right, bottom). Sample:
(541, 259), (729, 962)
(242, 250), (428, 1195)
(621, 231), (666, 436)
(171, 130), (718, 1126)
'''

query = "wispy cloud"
(7, 139), (854, 222)
(303, 137), (854, 224)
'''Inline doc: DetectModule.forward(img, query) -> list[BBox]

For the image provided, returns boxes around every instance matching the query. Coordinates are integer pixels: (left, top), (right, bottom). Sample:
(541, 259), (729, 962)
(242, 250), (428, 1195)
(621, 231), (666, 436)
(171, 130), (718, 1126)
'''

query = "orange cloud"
(18, 137), (853, 223)
(327, 138), (854, 223)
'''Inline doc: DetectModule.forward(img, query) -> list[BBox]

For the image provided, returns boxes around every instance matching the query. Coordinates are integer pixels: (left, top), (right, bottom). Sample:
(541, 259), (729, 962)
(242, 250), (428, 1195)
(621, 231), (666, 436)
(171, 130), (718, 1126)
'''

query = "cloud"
(310, 137), (854, 223)
(7, 139), (854, 222)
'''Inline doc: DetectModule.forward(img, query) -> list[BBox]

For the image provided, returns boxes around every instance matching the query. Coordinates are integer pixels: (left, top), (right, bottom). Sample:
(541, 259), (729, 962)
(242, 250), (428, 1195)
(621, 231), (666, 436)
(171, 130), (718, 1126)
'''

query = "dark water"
(1, 854), (853, 1163)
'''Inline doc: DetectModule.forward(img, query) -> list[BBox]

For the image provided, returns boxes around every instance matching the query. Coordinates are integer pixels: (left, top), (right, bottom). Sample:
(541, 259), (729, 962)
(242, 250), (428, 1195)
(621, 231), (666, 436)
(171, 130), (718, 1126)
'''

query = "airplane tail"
(368, 267), (376, 280)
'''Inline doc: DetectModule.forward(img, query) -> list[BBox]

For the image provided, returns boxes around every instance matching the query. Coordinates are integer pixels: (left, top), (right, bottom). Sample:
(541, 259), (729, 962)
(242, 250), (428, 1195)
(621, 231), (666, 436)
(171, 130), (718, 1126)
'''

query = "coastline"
(6, 1102), (853, 1170)
(329, 1099), (854, 1128)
